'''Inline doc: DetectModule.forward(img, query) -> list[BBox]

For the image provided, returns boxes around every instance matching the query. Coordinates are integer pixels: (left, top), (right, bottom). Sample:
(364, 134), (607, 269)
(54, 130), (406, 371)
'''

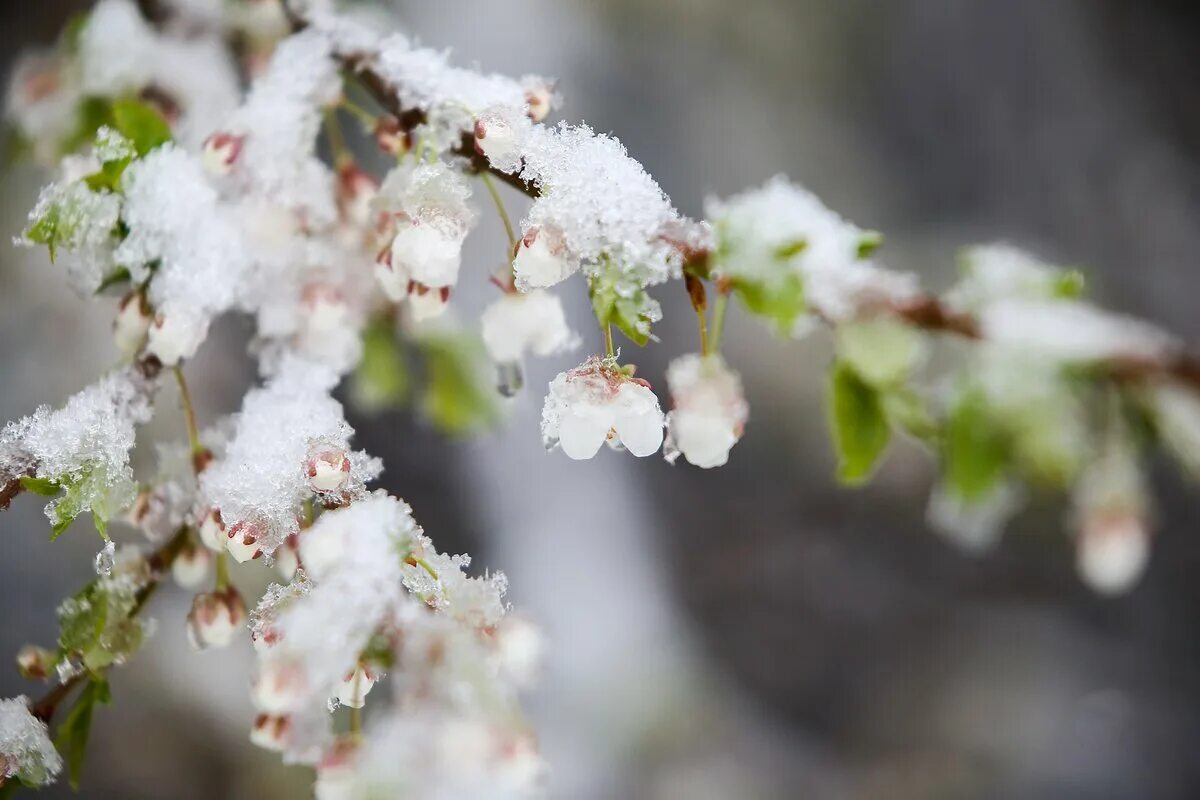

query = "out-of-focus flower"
(663, 353), (748, 468)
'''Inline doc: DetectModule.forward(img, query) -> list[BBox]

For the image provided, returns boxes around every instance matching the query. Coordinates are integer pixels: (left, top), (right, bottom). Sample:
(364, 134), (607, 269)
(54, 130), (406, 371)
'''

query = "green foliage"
(856, 230), (884, 258)
(835, 317), (925, 387)
(730, 272), (806, 336)
(23, 199), (68, 263)
(419, 334), (500, 436)
(55, 578), (144, 679)
(55, 679), (111, 789)
(588, 266), (657, 346)
(828, 362), (891, 484)
(19, 475), (62, 497)
(942, 387), (1009, 502)
(352, 317), (410, 412)
(110, 99), (172, 156)
(1052, 269), (1086, 299)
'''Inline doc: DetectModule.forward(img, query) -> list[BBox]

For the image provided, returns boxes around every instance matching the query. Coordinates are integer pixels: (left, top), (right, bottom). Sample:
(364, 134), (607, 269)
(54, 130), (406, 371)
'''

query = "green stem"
(339, 96), (379, 129)
(172, 366), (203, 459)
(479, 171), (518, 256)
(710, 291), (730, 353)
(323, 108), (352, 168)
(696, 306), (710, 356)
(603, 324), (615, 358)
(214, 552), (229, 591)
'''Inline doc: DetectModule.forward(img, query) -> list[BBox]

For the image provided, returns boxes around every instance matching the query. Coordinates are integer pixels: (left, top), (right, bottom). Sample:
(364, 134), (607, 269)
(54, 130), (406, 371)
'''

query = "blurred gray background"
(2, 1), (1200, 798)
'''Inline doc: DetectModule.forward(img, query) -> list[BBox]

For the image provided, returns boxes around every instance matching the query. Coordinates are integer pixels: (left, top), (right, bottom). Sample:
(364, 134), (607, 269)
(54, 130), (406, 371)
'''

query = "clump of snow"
(18, 180), (122, 295)
(945, 243), (1073, 312)
(0, 697), (62, 787)
(200, 357), (380, 559)
(980, 300), (1178, 365)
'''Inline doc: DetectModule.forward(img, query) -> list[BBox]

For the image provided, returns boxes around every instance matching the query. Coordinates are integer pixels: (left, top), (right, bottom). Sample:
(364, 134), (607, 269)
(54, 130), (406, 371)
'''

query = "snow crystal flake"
(0, 697), (62, 788)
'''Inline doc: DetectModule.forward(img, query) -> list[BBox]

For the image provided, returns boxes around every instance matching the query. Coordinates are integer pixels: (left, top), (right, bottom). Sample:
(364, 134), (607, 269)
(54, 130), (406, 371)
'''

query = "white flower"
(1076, 513), (1149, 596)
(333, 665), (377, 709)
(113, 291), (151, 357)
(307, 446), (351, 493)
(408, 283), (451, 321)
(201, 132), (244, 177)
(541, 357), (664, 459)
(389, 216), (464, 289)
(250, 713), (291, 752)
(480, 290), (576, 364)
(663, 354), (748, 468)
(275, 534), (301, 582)
(373, 244), (411, 302)
(146, 307), (208, 367)
(186, 587), (247, 650)
(172, 541), (211, 590)
(524, 80), (555, 122)
(253, 660), (309, 714)
(197, 508), (226, 552)
(492, 615), (543, 689)
(474, 111), (518, 167)
(337, 165), (379, 228)
(226, 519), (265, 563)
(513, 226), (578, 291)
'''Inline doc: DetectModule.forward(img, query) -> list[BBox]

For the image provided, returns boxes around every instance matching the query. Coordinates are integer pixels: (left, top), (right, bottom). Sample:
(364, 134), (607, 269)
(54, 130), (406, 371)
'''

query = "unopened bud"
(1077, 512), (1150, 596)
(315, 738), (359, 799)
(333, 665), (377, 709)
(525, 83), (554, 122)
(513, 226), (576, 290)
(201, 132), (244, 177)
(493, 615), (544, 689)
(374, 116), (406, 156)
(337, 164), (379, 228)
(307, 447), (351, 493)
(250, 713), (292, 752)
(374, 238), (412, 302)
(408, 282), (451, 321)
(16, 645), (53, 681)
(300, 284), (349, 338)
(114, 291), (151, 357)
(198, 508), (226, 552)
(276, 533), (301, 582)
(186, 587), (247, 650)
(226, 519), (265, 563)
(172, 540), (212, 590)
(253, 660), (307, 714)
(474, 113), (517, 165)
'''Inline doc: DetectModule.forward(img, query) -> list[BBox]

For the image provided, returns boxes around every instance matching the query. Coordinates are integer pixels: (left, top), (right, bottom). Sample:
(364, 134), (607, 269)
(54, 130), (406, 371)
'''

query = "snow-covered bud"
(16, 646), (53, 682)
(253, 660), (308, 714)
(408, 283), (451, 321)
(307, 446), (351, 493)
(541, 357), (665, 460)
(337, 164), (380, 228)
(474, 112), (517, 166)
(250, 713), (291, 752)
(663, 353), (749, 469)
(314, 739), (359, 800)
(113, 291), (151, 357)
(480, 290), (577, 364)
(0, 697), (61, 788)
(146, 310), (206, 367)
(513, 226), (577, 291)
(301, 284), (349, 337)
(201, 132), (244, 177)
(390, 217), (463, 289)
(186, 587), (247, 650)
(276, 533), (301, 582)
(333, 665), (377, 709)
(1076, 512), (1150, 596)
(172, 540), (212, 589)
(493, 615), (543, 689)
(226, 519), (265, 563)
(524, 82), (555, 122)
(374, 239), (412, 302)
(198, 508), (226, 552)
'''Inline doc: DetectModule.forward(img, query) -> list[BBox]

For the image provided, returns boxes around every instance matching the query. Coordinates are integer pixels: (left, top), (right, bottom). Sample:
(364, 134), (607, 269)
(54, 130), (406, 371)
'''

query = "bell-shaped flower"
(186, 587), (247, 650)
(480, 289), (576, 365)
(663, 353), (748, 469)
(512, 226), (578, 291)
(541, 356), (664, 460)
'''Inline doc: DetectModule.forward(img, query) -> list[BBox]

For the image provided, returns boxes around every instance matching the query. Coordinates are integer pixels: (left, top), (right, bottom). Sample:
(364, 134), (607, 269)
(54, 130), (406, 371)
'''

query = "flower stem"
(710, 290), (730, 353)
(214, 552), (230, 591)
(323, 108), (352, 169)
(603, 324), (615, 358)
(173, 366), (203, 459)
(339, 95), (379, 129)
(696, 306), (710, 356)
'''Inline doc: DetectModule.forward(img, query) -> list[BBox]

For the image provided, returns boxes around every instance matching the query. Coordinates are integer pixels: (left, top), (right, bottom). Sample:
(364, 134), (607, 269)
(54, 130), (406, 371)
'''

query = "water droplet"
(496, 361), (524, 398)
(94, 540), (115, 576)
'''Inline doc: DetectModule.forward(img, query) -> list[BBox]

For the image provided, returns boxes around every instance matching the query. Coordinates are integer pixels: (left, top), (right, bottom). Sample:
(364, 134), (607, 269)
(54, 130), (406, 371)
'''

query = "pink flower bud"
(374, 116), (406, 156)
(374, 237), (412, 303)
(201, 132), (244, 177)
(253, 660), (308, 714)
(474, 113), (517, 165)
(408, 282), (451, 321)
(337, 164), (380, 228)
(113, 291), (151, 357)
(172, 541), (212, 590)
(1076, 512), (1150, 596)
(315, 739), (359, 798)
(333, 665), (377, 709)
(307, 447), (351, 493)
(300, 284), (350, 337)
(186, 587), (247, 650)
(513, 226), (577, 290)
(198, 509), (226, 552)
(226, 519), (265, 563)
(16, 645), (53, 681)
(276, 533), (301, 582)
(250, 713), (291, 752)
(525, 83), (554, 122)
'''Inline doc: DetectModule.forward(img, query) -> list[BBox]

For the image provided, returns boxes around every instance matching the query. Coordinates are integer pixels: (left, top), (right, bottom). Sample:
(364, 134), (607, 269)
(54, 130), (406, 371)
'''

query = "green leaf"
(55, 679), (110, 789)
(19, 475), (61, 497)
(588, 269), (656, 347)
(881, 387), (939, 443)
(84, 157), (130, 192)
(835, 318), (926, 387)
(772, 238), (807, 260)
(857, 231), (884, 259)
(943, 387), (1009, 502)
(94, 266), (132, 295)
(828, 362), (891, 484)
(62, 96), (118, 155)
(352, 316), (410, 412)
(24, 200), (65, 263)
(1053, 269), (1086, 299)
(419, 335), (500, 436)
(731, 272), (806, 335)
(111, 99), (172, 156)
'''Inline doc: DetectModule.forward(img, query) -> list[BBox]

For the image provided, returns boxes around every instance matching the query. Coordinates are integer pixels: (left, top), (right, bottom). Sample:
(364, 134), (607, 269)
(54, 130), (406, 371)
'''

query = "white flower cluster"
(0, 697), (62, 788)
(199, 357), (381, 562)
(664, 354), (748, 469)
(541, 357), (665, 460)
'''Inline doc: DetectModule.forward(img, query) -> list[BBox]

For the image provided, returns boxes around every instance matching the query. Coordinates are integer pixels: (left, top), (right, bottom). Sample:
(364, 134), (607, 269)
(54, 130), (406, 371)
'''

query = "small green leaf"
(773, 238), (807, 260)
(731, 272), (806, 335)
(110, 99), (172, 156)
(419, 334), (500, 436)
(25, 201), (64, 263)
(55, 679), (110, 789)
(881, 387), (939, 443)
(828, 362), (891, 484)
(51, 518), (73, 541)
(943, 387), (1008, 502)
(835, 317), (926, 387)
(1053, 269), (1086, 299)
(857, 231), (884, 259)
(588, 268), (656, 347)
(352, 316), (410, 412)
(19, 475), (61, 497)
(62, 96), (118, 155)
(94, 266), (132, 295)
(84, 158), (130, 192)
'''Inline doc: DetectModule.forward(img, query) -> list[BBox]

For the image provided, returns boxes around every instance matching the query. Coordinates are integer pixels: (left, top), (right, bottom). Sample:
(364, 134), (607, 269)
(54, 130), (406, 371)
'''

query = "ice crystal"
(0, 697), (62, 788)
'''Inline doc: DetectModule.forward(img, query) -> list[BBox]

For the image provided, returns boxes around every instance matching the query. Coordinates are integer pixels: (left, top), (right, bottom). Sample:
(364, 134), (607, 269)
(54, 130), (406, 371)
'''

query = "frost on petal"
(0, 697), (62, 787)
(200, 357), (380, 558)
(610, 383), (665, 458)
(18, 180), (122, 295)
(480, 290), (577, 364)
(663, 353), (748, 469)
(512, 225), (578, 291)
